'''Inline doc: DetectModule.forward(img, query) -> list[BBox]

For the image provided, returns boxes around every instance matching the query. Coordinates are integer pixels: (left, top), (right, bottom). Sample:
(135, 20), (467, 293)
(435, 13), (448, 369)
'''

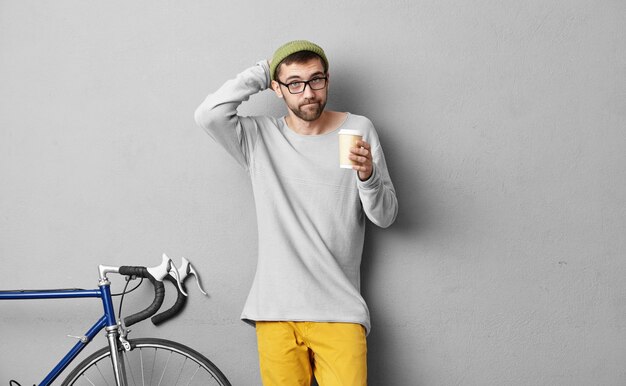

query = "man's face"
(272, 57), (328, 122)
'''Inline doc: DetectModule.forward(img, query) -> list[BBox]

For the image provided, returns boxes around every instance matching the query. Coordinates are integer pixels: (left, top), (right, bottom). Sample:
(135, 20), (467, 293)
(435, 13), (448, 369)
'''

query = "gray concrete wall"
(1, 0), (624, 384)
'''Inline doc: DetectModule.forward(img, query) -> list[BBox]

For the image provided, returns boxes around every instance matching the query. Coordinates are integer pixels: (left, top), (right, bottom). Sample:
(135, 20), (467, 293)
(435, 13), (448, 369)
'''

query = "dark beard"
(291, 99), (327, 122)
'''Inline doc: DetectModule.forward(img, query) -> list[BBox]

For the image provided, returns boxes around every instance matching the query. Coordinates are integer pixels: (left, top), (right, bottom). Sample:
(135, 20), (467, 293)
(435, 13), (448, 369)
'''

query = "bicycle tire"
(61, 337), (231, 386)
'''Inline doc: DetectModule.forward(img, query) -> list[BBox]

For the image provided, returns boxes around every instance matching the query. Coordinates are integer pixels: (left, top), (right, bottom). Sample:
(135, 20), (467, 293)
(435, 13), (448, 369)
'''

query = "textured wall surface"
(1, 0), (625, 385)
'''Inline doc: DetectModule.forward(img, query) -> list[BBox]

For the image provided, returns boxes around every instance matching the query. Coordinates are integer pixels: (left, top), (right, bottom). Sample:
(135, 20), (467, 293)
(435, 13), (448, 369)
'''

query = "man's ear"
(271, 80), (284, 98)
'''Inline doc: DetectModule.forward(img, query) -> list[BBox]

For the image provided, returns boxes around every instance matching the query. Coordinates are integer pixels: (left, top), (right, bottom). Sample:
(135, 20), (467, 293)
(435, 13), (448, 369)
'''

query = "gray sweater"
(194, 61), (398, 333)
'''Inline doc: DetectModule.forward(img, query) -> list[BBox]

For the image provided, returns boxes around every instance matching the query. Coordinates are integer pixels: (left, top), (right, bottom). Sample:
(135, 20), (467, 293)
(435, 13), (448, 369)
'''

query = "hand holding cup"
(350, 139), (373, 181)
(338, 129), (373, 181)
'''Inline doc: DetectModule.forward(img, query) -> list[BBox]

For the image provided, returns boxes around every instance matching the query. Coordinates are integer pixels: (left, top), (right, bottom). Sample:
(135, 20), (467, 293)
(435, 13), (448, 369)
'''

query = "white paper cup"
(338, 129), (363, 168)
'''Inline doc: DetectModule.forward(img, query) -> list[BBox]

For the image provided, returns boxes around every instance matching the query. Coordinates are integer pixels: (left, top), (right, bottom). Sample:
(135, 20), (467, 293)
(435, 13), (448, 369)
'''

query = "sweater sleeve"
(194, 61), (271, 169)
(357, 130), (398, 229)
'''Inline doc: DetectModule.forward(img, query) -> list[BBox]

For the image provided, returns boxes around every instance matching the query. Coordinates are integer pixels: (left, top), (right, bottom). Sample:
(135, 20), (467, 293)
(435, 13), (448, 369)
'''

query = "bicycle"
(0, 254), (232, 386)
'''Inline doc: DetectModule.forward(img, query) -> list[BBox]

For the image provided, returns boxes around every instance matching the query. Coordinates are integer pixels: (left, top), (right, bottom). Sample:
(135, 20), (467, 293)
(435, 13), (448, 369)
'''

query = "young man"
(194, 40), (398, 386)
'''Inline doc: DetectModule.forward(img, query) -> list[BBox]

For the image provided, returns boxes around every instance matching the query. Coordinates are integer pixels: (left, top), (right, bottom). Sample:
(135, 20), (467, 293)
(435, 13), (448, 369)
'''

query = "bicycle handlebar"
(151, 275), (187, 325)
(99, 254), (207, 328)
(117, 266), (165, 327)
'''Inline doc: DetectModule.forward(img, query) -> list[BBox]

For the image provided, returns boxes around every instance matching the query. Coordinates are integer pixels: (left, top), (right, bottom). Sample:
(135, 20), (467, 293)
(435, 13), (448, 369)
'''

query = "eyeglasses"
(276, 76), (328, 94)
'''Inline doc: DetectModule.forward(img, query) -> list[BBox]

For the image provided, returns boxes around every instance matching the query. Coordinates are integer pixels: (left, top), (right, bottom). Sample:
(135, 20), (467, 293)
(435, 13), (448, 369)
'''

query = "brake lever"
(146, 253), (171, 281)
(147, 253), (188, 296)
(174, 257), (208, 296)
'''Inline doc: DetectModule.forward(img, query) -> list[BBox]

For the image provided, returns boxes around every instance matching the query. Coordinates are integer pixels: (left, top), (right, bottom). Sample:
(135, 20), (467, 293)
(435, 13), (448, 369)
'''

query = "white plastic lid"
(338, 129), (363, 136)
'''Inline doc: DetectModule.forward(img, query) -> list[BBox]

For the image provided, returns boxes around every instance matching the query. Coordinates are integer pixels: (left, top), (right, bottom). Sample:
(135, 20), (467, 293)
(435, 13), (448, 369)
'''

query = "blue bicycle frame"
(0, 283), (120, 385)
(1, 257), (188, 386)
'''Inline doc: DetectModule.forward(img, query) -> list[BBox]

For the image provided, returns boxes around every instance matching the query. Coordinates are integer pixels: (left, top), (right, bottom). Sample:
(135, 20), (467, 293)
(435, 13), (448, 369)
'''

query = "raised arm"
(194, 60), (271, 168)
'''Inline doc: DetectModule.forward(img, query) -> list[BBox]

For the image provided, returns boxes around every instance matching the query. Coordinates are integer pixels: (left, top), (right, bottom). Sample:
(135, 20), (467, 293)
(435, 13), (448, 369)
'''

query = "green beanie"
(270, 40), (329, 81)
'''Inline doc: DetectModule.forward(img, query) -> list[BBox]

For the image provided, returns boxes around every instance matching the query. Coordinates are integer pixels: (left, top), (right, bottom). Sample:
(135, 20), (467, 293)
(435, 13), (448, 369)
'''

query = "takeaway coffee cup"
(338, 129), (363, 168)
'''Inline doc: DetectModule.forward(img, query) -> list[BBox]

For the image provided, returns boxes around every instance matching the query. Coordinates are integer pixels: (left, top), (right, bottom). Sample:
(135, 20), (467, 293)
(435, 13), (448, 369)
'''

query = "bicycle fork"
(105, 325), (129, 386)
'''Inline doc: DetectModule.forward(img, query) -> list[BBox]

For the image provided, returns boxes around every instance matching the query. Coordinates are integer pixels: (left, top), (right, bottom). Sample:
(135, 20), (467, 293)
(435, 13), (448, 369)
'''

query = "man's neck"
(285, 111), (346, 136)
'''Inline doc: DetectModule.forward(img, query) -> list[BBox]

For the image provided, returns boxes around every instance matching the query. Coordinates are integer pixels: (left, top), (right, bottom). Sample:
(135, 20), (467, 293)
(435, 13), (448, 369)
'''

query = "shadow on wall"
(327, 60), (427, 384)
(339, 83), (430, 385)
(361, 162), (423, 385)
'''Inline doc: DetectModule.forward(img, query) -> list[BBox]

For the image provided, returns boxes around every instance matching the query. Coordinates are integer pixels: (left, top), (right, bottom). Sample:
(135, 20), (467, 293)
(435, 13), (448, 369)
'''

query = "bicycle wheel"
(61, 338), (231, 386)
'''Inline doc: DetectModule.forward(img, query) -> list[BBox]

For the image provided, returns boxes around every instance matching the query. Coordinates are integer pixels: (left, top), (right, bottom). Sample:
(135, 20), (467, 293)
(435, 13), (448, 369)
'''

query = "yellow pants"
(256, 321), (367, 386)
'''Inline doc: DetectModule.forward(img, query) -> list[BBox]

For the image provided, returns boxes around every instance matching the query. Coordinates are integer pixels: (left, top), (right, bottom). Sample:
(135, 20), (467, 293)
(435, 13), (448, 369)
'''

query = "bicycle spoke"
(139, 347), (145, 386)
(62, 339), (231, 386)
(121, 350), (138, 386)
(149, 348), (156, 385)
(186, 366), (201, 386)
(157, 350), (173, 386)
(80, 374), (96, 386)
(95, 363), (110, 386)
(172, 357), (187, 385)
